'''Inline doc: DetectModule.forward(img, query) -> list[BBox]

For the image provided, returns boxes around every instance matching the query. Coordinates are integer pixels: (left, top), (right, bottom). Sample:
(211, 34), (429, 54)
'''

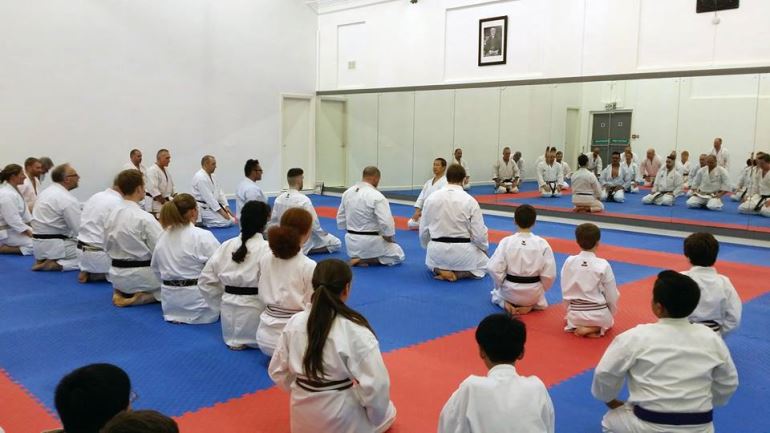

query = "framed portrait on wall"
(478, 16), (507, 66)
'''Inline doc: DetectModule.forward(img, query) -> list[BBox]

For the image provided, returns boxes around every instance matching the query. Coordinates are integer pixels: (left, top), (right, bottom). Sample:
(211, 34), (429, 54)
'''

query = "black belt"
(163, 279), (199, 287)
(755, 195), (770, 212)
(295, 377), (354, 393)
(77, 240), (103, 252)
(431, 237), (471, 243)
(695, 319), (722, 332)
(112, 259), (151, 268)
(568, 299), (608, 311)
(265, 304), (303, 319)
(347, 230), (379, 236)
(33, 234), (68, 240)
(145, 192), (153, 197)
(633, 405), (713, 426)
(505, 274), (540, 284)
(576, 192), (595, 196)
(653, 191), (673, 201)
(225, 285), (259, 295)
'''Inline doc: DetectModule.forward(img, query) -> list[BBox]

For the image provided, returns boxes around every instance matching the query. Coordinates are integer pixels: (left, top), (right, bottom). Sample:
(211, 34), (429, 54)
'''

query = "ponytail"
(159, 193), (196, 229)
(0, 164), (22, 183)
(303, 259), (374, 381)
(232, 201), (270, 263)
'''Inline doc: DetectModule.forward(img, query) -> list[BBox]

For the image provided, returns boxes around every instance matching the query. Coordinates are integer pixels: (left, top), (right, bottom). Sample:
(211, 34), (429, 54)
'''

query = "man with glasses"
(235, 158), (267, 219)
(30, 164), (82, 271)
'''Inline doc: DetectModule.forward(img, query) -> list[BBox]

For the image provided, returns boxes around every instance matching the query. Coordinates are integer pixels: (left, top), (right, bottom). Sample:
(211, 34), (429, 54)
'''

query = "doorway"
(281, 95), (314, 190)
(316, 97), (348, 187)
(590, 111), (632, 164)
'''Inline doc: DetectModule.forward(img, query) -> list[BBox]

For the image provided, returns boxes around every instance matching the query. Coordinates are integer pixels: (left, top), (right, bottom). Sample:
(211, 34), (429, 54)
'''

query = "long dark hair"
(303, 259), (375, 381)
(232, 201), (270, 263)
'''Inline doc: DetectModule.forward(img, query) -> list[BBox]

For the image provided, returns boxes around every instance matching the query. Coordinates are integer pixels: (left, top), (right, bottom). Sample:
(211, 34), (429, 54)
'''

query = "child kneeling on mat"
(560, 223), (619, 337)
(438, 313), (555, 433)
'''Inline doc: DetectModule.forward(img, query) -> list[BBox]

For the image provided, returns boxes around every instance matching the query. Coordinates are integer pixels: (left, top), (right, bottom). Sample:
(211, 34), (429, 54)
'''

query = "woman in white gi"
(269, 259), (396, 433)
(407, 158), (447, 230)
(152, 193), (221, 324)
(199, 200), (271, 349)
(738, 152), (769, 217)
(104, 169), (164, 307)
(257, 207), (317, 356)
(0, 164), (34, 255)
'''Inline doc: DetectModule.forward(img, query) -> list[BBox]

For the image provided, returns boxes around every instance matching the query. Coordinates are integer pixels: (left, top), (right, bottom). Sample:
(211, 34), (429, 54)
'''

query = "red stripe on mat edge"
(0, 368), (59, 433)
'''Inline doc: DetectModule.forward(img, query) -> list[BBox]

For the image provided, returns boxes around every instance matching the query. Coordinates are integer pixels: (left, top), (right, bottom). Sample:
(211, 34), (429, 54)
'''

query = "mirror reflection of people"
(710, 137), (730, 171)
(555, 151), (571, 189)
(587, 148), (602, 177)
(642, 155), (683, 206)
(738, 152), (769, 217)
(537, 151), (563, 198)
(599, 152), (628, 203)
(408, 158), (448, 230)
(686, 155), (730, 211)
(452, 148), (470, 190)
(493, 147), (520, 194)
(621, 149), (641, 193)
(572, 154), (604, 213)
(640, 148), (662, 186)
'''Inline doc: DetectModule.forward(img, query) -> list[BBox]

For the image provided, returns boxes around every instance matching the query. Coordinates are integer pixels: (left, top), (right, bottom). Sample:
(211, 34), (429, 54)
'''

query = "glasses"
(129, 390), (139, 404)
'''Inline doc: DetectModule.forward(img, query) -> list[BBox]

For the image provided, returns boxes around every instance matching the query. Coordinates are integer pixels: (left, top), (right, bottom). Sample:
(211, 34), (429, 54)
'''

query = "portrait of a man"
(478, 16), (507, 66)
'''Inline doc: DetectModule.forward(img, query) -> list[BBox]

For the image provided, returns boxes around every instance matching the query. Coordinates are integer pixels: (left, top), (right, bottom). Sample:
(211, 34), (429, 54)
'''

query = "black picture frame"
(478, 16), (508, 67)
(696, 0), (739, 13)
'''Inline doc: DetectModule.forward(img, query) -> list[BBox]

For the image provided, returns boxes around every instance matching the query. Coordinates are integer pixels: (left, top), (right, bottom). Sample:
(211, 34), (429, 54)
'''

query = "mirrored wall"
(316, 72), (770, 233)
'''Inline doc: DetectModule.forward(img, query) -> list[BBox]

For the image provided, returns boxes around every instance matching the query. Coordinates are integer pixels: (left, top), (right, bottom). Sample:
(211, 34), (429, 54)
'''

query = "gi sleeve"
(591, 332), (635, 403)
(336, 192), (348, 230)
(146, 169), (161, 198)
(468, 202), (488, 252)
(373, 197), (396, 237)
(348, 342), (395, 430)
(601, 263), (620, 314)
(0, 196), (32, 233)
(536, 163), (546, 187)
(196, 231), (221, 264)
(267, 328), (295, 391)
(540, 242), (557, 292)
(541, 382), (556, 433)
(193, 174), (222, 212)
(711, 338), (739, 406)
(62, 197), (82, 238)
(144, 218), (164, 252)
(418, 197), (432, 249)
(437, 383), (471, 433)
(414, 181), (429, 210)
(672, 172), (684, 196)
(719, 276), (742, 335)
(486, 238), (508, 288)
(198, 246), (225, 309)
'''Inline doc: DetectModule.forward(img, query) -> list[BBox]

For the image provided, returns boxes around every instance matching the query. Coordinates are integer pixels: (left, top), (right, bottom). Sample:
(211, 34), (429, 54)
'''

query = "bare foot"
(503, 302), (518, 315)
(515, 305), (533, 315)
(434, 269), (457, 282)
(0, 245), (22, 255)
(78, 271), (89, 283)
(31, 260), (47, 271)
(227, 344), (247, 351)
(350, 258), (369, 267)
(41, 260), (63, 272)
(575, 326), (602, 338)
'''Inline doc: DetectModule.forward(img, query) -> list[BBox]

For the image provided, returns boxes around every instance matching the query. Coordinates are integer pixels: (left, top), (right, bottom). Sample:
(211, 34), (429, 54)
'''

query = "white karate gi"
(682, 266), (742, 335)
(738, 167), (770, 217)
(730, 166), (753, 202)
(558, 161), (572, 189)
(453, 158), (470, 190)
(235, 177), (267, 219)
(268, 310), (397, 433)
(17, 170), (40, 211)
(492, 159), (520, 193)
(560, 251), (619, 335)
(337, 182), (405, 265)
(407, 176), (447, 229)
(199, 234), (271, 348)
(571, 168), (604, 212)
(256, 251), (316, 356)
(686, 166), (731, 210)
(599, 165), (629, 203)
(642, 168), (683, 206)
(592, 318), (738, 433)
(438, 364), (555, 433)
(621, 161), (641, 193)
(31, 183), (81, 270)
(192, 169), (233, 228)
(0, 182), (33, 255)
(145, 164), (175, 214)
(516, 158), (525, 179)
(710, 147), (730, 170)
(640, 156), (663, 185)
(487, 232), (556, 310)
(587, 154), (603, 176)
(151, 225), (221, 324)
(420, 185), (489, 277)
(537, 162), (564, 197)
(77, 188), (122, 274)
(269, 189), (341, 254)
(121, 162), (151, 211)
(104, 200), (163, 295)
(683, 160), (700, 186)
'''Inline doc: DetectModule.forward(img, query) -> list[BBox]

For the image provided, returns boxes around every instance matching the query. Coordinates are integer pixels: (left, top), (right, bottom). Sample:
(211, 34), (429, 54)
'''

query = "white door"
(316, 97), (347, 187)
(281, 95), (313, 190)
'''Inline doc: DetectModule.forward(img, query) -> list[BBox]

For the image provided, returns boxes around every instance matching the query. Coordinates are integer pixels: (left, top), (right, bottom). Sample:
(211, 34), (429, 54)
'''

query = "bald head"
(201, 155), (216, 174)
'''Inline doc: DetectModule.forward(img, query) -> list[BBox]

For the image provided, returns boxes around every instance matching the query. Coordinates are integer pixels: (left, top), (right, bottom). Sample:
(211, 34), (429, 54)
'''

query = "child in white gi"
(681, 232), (742, 335)
(487, 205), (556, 315)
(592, 271), (738, 433)
(561, 223), (619, 337)
(438, 313), (555, 433)
(268, 259), (396, 433)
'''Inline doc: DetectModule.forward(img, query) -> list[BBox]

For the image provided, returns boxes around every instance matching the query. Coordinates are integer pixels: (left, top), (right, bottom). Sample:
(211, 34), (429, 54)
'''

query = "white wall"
(317, 0), (770, 90)
(0, 0), (317, 200)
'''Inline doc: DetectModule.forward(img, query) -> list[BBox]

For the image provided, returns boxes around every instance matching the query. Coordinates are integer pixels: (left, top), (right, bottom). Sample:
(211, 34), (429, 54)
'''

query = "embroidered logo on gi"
(521, 240), (527, 246)
(581, 261), (588, 267)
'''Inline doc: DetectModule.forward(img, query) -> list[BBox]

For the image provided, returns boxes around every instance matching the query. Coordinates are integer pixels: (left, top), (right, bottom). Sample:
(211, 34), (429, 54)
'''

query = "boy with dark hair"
(560, 223), (619, 337)
(682, 233), (741, 335)
(438, 313), (554, 433)
(54, 363), (132, 433)
(592, 271), (738, 433)
(101, 410), (179, 433)
(487, 204), (556, 314)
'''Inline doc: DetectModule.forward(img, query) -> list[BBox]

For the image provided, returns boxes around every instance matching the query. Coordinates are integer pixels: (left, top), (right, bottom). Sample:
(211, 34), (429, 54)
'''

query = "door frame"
(317, 95), (349, 187)
(280, 93), (315, 190)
